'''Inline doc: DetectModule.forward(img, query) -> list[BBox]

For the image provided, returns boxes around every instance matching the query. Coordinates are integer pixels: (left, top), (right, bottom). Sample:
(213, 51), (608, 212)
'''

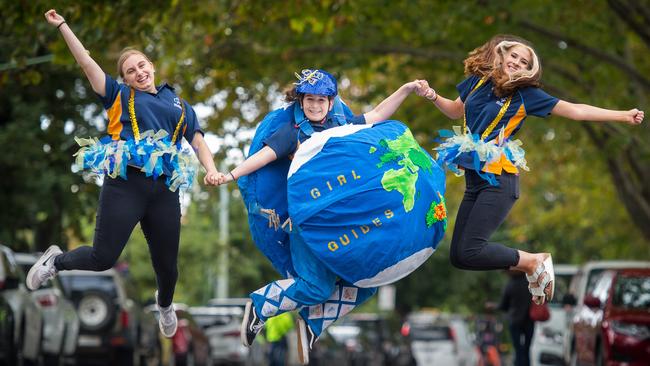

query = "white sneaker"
(26, 245), (62, 290)
(155, 290), (177, 338)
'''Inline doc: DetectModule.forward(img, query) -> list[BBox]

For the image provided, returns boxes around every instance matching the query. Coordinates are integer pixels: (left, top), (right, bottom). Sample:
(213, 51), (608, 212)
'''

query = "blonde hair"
(117, 48), (153, 78)
(463, 36), (542, 97)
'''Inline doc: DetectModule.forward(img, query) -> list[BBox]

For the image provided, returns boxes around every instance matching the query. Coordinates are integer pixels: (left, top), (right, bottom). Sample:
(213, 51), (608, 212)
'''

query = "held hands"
(203, 170), (221, 186)
(44, 9), (65, 27)
(624, 109), (644, 125)
(408, 79), (437, 102)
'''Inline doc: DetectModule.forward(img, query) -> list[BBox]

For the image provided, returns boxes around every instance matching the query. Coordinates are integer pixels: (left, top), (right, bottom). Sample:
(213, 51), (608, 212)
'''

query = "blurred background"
(1, 1), (648, 365)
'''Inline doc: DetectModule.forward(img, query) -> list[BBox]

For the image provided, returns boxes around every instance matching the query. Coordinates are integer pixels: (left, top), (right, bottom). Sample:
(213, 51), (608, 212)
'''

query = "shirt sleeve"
(182, 100), (204, 144)
(96, 73), (121, 110)
(519, 87), (560, 118)
(348, 114), (366, 125)
(263, 121), (299, 160)
(456, 75), (481, 102)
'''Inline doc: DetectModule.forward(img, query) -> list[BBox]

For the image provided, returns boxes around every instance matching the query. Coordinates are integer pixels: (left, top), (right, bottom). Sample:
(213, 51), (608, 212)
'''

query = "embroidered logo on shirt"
(496, 97), (508, 106)
(173, 97), (182, 110)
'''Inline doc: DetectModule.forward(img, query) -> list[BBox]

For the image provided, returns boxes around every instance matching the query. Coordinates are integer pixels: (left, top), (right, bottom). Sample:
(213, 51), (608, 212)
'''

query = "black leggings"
(449, 169), (520, 271)
(55, 167), (181, 307)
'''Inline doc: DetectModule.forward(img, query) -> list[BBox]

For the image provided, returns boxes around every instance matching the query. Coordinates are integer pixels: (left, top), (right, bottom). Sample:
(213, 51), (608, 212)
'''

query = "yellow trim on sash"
(106, 91), (123, 140)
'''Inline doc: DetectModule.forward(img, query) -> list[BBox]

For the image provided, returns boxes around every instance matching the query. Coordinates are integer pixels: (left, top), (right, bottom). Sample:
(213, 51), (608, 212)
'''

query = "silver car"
(0, 245), (44, 366)
(189, 305), (250, 365)
(15, 252), (80, 366)
(530, 264), (577, 366)
(404, 312), (479, 366)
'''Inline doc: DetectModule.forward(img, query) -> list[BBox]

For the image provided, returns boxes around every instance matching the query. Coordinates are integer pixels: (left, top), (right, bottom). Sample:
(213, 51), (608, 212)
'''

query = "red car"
(572, 268), (650, 366)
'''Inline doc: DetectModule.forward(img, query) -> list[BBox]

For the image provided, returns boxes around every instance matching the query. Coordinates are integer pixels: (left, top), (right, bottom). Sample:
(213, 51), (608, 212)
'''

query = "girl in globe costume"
(27, 9), (221, 338)
(418, 35), (644, 305)
(217, 69), (436, 364)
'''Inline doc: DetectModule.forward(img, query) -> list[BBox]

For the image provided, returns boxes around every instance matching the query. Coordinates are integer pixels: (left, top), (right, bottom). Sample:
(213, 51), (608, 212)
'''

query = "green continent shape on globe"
(376, 129), (433, 212)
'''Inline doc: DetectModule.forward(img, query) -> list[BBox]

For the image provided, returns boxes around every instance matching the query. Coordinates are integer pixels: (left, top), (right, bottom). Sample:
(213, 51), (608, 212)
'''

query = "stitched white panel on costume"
(339, 304), (355, 317)
(261, 302), (279, 317)
(288, 124), (372, 178)
(253, 285), (268, 296)
(328, 286), (340, 301)
(324, 303), (339, 318)
(341, 287), (358, 303)
(267, 283), (282, 302)
(279, 296), (298, 311)
(276, 278), (296, 291)
(308, 304), (323, 319)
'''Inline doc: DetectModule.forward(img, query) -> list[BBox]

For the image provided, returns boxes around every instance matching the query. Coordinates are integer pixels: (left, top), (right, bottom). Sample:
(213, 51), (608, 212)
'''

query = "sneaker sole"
(241, 301), (253, 347)
(296, 318), (310, 365)
(26, 245), (62, 290)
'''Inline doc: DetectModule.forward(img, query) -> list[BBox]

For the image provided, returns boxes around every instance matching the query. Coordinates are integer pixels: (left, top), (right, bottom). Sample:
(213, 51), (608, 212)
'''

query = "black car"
(58, 268), (160, 366)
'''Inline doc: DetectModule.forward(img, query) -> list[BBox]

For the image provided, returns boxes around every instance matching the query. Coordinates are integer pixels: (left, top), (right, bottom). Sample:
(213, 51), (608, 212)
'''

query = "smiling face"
(121, 53), (156, 93)
(301, 94), (334, 122)
(502, 44), (532, 76)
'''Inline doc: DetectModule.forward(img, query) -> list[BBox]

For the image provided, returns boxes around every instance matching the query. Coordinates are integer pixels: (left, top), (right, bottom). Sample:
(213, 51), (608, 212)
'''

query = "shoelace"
(38, 261), (58, 282)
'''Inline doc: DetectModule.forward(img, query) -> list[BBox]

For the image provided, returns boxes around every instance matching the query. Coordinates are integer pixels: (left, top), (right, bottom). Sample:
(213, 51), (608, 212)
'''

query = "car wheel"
(76, 290), (116, 331)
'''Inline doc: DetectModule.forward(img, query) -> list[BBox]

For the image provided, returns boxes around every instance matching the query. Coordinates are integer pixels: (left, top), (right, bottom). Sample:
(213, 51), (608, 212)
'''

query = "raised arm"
(551, 100), (644, 125)
(363, 80), (428, 124)
(220, 145), (278, 184)
(421, 85), (465, 120)
(44, 9), (106, 96)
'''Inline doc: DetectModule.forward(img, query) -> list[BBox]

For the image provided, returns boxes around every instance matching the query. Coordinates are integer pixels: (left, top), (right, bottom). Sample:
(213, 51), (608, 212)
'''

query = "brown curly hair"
(463, 35), (542, 97)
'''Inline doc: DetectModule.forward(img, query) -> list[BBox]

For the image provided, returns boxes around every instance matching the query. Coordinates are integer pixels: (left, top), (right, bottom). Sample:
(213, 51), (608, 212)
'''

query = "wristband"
(57, 21), (66, 29)
(229, 172), (236, 181)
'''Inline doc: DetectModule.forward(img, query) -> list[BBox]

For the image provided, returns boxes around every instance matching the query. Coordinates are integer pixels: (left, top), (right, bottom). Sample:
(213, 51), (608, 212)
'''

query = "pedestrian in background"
(499, 270), (535, 366)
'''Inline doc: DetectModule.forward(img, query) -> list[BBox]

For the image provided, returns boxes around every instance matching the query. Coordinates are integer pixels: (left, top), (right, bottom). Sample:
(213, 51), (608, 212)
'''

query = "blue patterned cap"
(294, 69), (337, 96)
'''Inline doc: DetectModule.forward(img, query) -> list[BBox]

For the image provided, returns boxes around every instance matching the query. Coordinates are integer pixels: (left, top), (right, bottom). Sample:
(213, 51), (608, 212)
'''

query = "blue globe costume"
(238, 70), (448, 338)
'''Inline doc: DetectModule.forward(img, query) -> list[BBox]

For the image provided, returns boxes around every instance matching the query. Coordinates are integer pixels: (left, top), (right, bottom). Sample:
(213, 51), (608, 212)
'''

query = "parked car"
(562, 261), (650, 366)
(530, 264), (577, 366)
(572, 267), (650, 366)
(327, 312), (414, 366)
(58, 268), (160, 366)
(0, 245), (43, 366)
(146, 303), (212, 366)
(402, 311), (479, 366)
(15, 252), (80, 366)
(189, 305), (251, 365)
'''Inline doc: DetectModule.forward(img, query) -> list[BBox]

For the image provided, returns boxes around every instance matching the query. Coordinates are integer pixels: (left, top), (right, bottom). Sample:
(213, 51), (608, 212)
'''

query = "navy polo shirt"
(458, 75), (559, 141)
(456, 75), (559, 173)
(98, 73), (203, 144)
(264, 103), (366, 159)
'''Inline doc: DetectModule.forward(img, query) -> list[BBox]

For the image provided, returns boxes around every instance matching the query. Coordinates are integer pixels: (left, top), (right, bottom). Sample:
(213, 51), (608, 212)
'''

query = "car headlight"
(610, 321), (650, 340)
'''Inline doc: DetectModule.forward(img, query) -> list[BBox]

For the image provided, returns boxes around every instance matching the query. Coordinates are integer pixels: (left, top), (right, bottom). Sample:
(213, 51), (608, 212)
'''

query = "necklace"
(128, 87), (185, 144)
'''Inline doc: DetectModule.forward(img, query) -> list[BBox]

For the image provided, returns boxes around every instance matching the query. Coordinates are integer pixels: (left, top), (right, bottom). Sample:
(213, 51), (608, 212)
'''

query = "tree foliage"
(1, 0), (647, 308)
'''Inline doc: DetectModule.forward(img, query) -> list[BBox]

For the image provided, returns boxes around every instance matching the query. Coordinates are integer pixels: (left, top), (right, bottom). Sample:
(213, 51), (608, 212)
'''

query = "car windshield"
(410, 326), (452, 341)
(59, 275), (118, 299)
(549, 273), (573, 306)
(191, 314), (235, 328)
(612, 275), (650, 310)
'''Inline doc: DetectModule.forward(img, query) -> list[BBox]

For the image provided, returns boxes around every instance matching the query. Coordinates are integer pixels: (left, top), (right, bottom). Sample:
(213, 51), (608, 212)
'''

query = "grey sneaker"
(26, 245), (62, 290)
(155, 290), (177, 338)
